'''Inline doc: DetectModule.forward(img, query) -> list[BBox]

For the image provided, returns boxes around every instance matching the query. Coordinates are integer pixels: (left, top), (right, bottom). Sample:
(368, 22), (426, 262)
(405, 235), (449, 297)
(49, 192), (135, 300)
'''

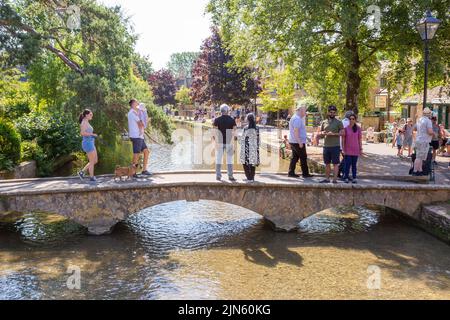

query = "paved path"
(0, 171), (446, 196)
(259, 128), (450, 184)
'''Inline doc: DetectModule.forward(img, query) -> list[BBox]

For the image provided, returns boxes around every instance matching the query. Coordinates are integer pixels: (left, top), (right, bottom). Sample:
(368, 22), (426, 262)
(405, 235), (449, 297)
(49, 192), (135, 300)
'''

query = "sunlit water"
(1, 126), (449, 299)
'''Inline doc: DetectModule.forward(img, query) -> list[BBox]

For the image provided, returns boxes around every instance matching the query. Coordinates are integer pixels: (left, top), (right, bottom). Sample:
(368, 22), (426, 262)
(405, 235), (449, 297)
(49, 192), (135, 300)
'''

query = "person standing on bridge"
(78, 109), (98, 182)
(412, 107), (434, 176)
(319, 105), (344, 184)
(212, 104), (237, 181)
(288, 105), (312, 178)
(342, 114), (362, 184)
(128, 99), (152, 178)
(239, 113), (260, 182)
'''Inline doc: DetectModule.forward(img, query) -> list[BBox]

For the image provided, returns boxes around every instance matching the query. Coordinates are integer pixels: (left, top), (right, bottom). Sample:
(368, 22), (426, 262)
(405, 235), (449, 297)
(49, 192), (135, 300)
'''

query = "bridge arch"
(1, 176), (449, 235)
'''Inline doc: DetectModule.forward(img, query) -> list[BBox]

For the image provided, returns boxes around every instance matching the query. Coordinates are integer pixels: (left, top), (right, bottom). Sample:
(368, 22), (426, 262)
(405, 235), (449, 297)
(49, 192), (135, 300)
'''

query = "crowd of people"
(76, 99), (449, 184)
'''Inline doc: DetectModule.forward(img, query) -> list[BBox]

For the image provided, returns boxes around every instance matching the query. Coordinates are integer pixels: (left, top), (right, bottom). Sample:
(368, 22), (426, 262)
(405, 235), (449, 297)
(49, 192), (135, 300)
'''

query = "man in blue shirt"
(288, 105), (312, 178)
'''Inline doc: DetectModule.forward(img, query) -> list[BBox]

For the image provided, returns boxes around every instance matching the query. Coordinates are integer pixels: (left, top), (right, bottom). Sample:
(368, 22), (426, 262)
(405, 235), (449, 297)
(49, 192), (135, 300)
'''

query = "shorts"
(403, 137), (412, 147)
(82, 138), (95, 153)
(430, 140), (439, 150)
(397, 144), (403, 150)
(415, 141), (430, 161)
(131, 138), (148, 154)
(323, 146), (341, 165)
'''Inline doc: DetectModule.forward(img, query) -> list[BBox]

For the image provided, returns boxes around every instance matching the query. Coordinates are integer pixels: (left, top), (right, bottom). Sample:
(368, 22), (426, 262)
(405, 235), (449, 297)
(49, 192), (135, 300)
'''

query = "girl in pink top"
(342, 115), (363, 183)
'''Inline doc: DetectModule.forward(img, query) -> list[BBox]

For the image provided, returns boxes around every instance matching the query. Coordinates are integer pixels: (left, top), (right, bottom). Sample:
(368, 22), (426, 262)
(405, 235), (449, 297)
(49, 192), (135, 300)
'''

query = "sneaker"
(288, 174), (300, 178)
(332, 180), (338, 184)
(89, 176), (97, 182)
(132, 174), (139, 179)
(319, 179), (330, 183)
(344, 178), (349, 183)
(302, 174), (314, 178)
(228, 176), (236, 182)
(78, 171), (85, 180)
(352, 179), (358, 184)
(216, 176), (222, 181)
(141, 170), (152, 176)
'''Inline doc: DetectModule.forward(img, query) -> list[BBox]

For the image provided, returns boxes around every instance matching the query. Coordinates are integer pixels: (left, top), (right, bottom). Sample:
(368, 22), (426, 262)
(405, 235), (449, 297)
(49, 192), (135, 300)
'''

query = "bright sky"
(99, 0), (212, 70)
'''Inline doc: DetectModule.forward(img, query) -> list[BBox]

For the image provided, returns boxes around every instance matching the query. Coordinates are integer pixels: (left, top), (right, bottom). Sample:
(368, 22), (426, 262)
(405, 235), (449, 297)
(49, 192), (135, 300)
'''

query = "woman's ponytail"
(79, 109), (92, 124)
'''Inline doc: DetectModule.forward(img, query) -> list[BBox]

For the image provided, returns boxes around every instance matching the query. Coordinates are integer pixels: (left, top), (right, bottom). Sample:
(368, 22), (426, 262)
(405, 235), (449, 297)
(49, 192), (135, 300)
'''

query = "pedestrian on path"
(288, 105), (312, 178)
(342, 114), (362, 184)
(430, 116), (440, 164)
(319, 105), (344, 183)
(395, 126), (404, 157)
(412, 107), (434, 176)
(403, 118), (414, 157)
(213, 104), (237, 181)
(239, 113), (260, 182)
(78, 109), (98, 183)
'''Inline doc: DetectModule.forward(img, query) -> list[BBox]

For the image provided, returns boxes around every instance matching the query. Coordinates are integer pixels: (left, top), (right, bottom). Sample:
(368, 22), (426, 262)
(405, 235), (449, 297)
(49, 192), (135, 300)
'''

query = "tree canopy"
(207, 0), (450, 114)
(190, 28), (261, 106)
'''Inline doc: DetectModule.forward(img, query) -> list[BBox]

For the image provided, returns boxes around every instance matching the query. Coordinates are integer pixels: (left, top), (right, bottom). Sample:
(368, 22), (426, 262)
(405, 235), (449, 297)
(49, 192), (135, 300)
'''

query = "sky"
(99, 0), (212, 70)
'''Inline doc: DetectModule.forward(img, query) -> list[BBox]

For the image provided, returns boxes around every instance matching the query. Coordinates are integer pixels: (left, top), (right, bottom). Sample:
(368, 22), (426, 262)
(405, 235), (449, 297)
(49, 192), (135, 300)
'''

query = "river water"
(0, 126), (449, 299)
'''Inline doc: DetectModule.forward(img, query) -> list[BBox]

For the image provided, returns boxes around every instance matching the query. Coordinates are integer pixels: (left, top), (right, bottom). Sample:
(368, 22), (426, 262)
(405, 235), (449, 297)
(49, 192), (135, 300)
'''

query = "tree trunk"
(345, 40), (361, 115)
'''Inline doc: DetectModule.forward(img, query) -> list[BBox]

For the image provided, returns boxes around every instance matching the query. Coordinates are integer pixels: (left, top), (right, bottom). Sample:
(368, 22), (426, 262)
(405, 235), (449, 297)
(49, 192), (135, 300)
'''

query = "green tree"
(258, 67), (295, 115)
(208, 0), (449, 114)
(0, 118), (21, 171)
(133, 53), (154, 81)
(175, 86), (192, 106)
(167, 52), (199, 79)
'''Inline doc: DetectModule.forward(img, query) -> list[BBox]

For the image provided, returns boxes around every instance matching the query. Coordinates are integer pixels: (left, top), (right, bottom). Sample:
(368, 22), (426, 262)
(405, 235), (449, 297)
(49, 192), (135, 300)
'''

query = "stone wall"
(2, 181), (449, 237)
(0, 161), (36, 180)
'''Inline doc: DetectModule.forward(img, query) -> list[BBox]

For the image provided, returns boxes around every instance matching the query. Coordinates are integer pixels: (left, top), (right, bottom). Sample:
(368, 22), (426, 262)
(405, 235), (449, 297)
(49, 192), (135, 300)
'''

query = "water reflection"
(0, 202), (449, 299)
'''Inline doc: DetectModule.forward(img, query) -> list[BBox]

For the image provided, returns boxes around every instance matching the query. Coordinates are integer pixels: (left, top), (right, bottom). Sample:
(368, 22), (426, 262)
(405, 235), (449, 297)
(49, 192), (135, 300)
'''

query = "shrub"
(16, 111), (80, 160)
(20, 140), (40, 161)
(0, 118), (21, 171)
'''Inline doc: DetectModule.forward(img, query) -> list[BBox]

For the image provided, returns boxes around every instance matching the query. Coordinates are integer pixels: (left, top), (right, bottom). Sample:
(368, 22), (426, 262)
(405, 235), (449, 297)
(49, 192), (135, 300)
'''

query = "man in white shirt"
(288, 105), (312, 178)
(128, 99), (151, 177)
(412, 107), (434, 176)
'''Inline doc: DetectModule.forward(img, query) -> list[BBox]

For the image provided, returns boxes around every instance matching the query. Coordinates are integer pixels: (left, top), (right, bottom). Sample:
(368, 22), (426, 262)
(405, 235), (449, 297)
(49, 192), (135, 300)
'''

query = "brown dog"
(114, 165), (137, 181)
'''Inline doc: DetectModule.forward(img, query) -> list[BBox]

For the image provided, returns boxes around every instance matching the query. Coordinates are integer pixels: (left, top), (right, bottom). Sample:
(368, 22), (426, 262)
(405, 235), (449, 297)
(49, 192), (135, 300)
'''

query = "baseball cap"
(328, 105), (337, 112)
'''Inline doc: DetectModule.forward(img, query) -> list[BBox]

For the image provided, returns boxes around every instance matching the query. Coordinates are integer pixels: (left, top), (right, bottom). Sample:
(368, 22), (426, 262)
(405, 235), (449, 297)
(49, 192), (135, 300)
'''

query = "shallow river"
(1, 130), (449, 299)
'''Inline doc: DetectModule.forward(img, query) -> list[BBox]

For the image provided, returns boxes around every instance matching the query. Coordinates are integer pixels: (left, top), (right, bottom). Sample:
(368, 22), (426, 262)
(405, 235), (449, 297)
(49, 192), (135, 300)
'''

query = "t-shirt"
(213, 115), (236, 144)
(128, 109), (143, 139)
(343, 125), (362, 156)
(320, 117), (344, 147)
(288, 114), (307, 144)
(415, 116), (433, 143)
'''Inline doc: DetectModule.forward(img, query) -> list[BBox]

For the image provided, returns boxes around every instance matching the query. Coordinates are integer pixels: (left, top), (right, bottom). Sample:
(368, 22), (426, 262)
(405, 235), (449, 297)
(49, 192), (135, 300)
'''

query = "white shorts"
(415, 141), (430, 161)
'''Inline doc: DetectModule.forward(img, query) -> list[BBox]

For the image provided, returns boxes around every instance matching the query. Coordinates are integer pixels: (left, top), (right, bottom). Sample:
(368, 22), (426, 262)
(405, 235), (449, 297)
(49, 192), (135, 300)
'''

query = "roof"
(400, 86), (450, 105)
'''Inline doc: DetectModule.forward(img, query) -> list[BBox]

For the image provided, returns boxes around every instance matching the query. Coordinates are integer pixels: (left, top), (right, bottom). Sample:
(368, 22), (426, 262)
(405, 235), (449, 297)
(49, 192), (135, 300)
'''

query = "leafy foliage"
(15, 111), (80, 163)
(167, 52), (199, 78)
(175, 86), (192, 106)
(190, 28), (260, 106)
(207, 0), (450, 114)
(258, 67), (295, 113)
(147, 69), (177, 106)
(0, 118), (21, 171)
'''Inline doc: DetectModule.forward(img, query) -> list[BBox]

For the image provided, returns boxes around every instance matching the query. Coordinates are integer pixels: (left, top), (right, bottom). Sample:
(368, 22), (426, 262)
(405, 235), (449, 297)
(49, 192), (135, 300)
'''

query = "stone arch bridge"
(0, 172), (449, 235)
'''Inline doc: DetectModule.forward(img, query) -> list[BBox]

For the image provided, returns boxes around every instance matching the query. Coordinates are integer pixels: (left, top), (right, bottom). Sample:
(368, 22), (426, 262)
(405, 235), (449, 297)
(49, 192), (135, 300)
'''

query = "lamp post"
(416, 10), (441, 114)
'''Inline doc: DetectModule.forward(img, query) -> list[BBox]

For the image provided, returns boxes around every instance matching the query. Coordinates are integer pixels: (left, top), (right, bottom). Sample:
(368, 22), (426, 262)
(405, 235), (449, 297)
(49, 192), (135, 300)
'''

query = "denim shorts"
(323, 146), (341, 165)
(82, 138), (95, 153)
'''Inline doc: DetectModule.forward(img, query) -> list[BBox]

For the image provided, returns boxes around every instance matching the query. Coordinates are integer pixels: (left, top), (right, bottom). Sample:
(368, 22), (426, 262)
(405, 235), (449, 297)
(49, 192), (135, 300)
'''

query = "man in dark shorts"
(128, 99), (152, 177)
(319, 105), (344, 183)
